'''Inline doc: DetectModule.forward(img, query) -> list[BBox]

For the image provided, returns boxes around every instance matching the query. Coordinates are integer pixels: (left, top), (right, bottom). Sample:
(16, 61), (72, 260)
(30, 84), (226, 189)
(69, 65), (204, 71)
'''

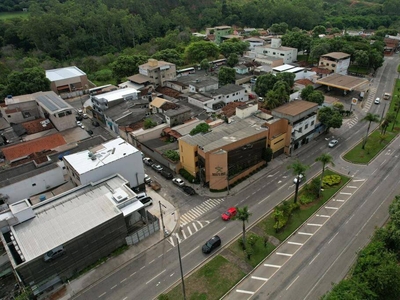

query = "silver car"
(328, 139), (338, 148)
(172, 178), (185, 187)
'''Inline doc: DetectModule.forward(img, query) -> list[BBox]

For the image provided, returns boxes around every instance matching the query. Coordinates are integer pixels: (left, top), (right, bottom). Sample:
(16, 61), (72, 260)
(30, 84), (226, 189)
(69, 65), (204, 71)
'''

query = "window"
(280, 53), (284, 56)
(32, 183), (36, 186)
(194, 151), (198, 156)
(332, 64), (336, 67)
(311, 120), (314, 126)
(305, 124), (308, 129)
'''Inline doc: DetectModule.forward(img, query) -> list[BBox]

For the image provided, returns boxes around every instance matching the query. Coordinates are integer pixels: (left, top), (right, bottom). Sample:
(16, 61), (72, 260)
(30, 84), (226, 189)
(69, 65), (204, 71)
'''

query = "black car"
(76, 116), (83, 121)
(202, 235), (221, 254)
(160, 170), (173, 180)
(182, 186), (196, 195)
(87, 130), (93, 135)
(92, 120), (100, 127)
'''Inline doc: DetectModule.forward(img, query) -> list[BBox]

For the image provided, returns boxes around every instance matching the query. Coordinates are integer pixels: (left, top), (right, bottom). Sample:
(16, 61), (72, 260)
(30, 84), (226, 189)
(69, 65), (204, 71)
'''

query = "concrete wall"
(179, 139), (198, 176)
(48, 110), (76, 132)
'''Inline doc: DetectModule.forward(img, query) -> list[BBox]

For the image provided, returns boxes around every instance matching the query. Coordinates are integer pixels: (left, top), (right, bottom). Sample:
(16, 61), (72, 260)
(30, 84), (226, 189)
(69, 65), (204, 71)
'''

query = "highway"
(72, 55), (400, 300)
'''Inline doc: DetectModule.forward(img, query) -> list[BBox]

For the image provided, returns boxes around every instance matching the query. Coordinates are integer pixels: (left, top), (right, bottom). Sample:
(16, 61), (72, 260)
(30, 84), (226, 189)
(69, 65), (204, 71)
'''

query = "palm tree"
(361, 113), (380, 149)
(315, 153), (335, 197)
(235, 206), (252, 250)
(288, 160), (309, 203)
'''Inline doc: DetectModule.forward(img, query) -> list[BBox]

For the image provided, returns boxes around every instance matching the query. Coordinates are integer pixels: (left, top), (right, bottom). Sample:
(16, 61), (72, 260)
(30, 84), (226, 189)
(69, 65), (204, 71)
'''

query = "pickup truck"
(384, 93), (391, 100)
(150, 181), (161, 191)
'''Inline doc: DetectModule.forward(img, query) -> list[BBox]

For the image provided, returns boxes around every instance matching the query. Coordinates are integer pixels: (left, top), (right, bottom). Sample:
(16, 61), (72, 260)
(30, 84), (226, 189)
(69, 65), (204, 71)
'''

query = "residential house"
(318, 52), (351, 75)
(138, 59), (176, 87)
(205, 26), (232, 44)
(253, 38), (298, 64)
(149, 97), (191, 126)
(45, 66), (89, 98)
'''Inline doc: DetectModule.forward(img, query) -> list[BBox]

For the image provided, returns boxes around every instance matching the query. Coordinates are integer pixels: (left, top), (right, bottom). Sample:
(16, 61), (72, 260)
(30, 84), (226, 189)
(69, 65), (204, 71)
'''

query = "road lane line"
(193, 223), (198, 231)
(276, 252), (293, 257)
(120, 278), (126, 283)
(146, 269), (166, 285)
(325, 206), (339, 210)
(380, 159), (387, 166)
(236, 289), (255, 295)
(123, 298), (127, 300)
(213, 226), (226, 236)
(98, 292), (106, 298)
(187, 226), (192, 236)
(149, 259), (155, 264)
(130, 272), (136, 277)
(309, 252), (320, 265)
(182, 246), (199, 259)
(196, 220), (204, 228)
(352, 179), (365, 182)
(339, 192), (352, 195)
(298, 232), (313, 236)
(316, 214), (330, 218)
(307, 223), (322, 227)
(285, 275), (299, 290)
(251, 276), (268, 281)
(328, 232), (339, 244)
(140, 266), (145, 270)
(348, 186), (358, 188)
(170, 273), (174, 277)
(264, 264), (281, 268)
(278, 183), (288, 190)
(111, 285), (117, 290)
(288, 241), (303, 246)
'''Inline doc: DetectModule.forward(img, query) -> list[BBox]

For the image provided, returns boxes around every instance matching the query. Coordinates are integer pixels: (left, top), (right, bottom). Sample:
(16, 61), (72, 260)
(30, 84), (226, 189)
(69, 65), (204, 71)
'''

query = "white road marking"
(276, 252), (293, 257)
(307, 223), (323, 227)
(170, 273), (174, 277)
(196, 220), (203, 228)
(325, 206), (339, 210)
(286, 275), (300, 290)
(288, 241), (303, 246)
(214, 226), (226, 236)
(264, 264), (281, 268)
(298, 232), (313, 236)
(149, 259), (155, 264)
(146, 269), (166, 285)
(339, 192), (352, 195)
(309, 252), (320, 265)
(193, 223), (198, 231)
(140, 266), (145, 270)
(236, 289), (255, 295)
(98, 292), (106, 298)
(182, 246), (199, 259)
(251, 276), (268, 281)
(328, 232), (339, 244)
(352, 179), (365, 182)
(111, 285), (117, 290)
(130, 272), (136, 277)
(120, 278), (127, 283)
(187, 226), (192, 235)
(316, 214), (330, 218)
(335, 199), (345, 202)
(347, 186), (358, 188)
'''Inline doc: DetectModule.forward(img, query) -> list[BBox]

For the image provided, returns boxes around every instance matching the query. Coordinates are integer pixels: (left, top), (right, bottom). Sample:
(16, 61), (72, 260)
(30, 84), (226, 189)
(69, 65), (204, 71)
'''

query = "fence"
(125, 216), (160, 245)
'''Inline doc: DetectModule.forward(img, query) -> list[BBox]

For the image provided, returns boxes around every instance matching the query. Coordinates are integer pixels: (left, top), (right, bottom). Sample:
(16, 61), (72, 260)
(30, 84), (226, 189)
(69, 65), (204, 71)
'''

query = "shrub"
(179, 168), (200, 183)
(273, 201), (299, 231)
(299, 193), (314, 205)
(323, 175), (341, 187)
(189, 123), (210, 135)
(304, 178), (321, 198)
(144, 118), (157, 129)
(163, 149), (180, 162)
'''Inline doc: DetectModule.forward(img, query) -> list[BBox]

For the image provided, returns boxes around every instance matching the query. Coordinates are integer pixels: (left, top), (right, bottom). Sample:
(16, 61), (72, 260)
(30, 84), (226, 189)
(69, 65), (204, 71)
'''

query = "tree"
(6, 67), (51, 96)
(255, 73), (278, 97)
(184, 41), (219, 63)
(152, 49), (183, 66)
(234, 206), (252, 250)
(276, 72), (295, 90)
(310, 42), (331, 63)
(281, 30), (311, 53)
(300, 85), (314, 100)
(288, 160), (309, 204)
(318, 107), (343, 133)
(269, 22), (289, 35)
(381, 112), (395, 135)
(307, 91), (324, 105)
(218, 67), (236, 86)
(312, 25), (326, 37)
(354, 50), (369, 72)
(361, 113), (380, 149)
(200, 59), (210, 72)
(315, 153), (334, 197)
(111, 55), (148, 80)
(190, 123), (210, 135)
(144, 118), (157, 129)
(369, 49), (384, 72)
(392, 98), (400, 131)
(227, 53), (238, 67)
(333, 102), (344, 113)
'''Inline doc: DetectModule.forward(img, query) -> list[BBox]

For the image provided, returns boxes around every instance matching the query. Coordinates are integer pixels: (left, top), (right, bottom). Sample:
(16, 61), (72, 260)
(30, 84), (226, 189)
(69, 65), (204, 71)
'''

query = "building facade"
(138, 59), (176, 87)
(45, 66), (89, 97)
(318, 52), (351, 75)
(205, 26), (232, 44)
(254, 38), (298, 64)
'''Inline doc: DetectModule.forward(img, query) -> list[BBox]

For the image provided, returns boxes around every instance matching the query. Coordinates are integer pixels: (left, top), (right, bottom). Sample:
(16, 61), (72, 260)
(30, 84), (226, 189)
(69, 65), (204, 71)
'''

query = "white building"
(243, 37), (265, 50)
(63, 138), (145, 188)
(318, 52), (351, 75)
(254, 38), (298, 64)
(188, 84), (248, 112)
(272, 64), (317, 81)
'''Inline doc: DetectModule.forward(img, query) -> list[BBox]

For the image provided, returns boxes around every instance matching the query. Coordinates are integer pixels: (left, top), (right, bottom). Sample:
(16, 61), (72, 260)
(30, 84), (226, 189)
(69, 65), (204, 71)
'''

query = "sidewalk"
(56, 192), (178, 300)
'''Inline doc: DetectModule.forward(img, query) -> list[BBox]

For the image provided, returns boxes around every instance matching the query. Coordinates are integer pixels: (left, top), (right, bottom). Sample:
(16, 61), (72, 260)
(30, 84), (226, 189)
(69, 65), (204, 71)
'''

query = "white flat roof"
(272, 64), (296, 72)
(285, 67), (304, 73)
(94, 88), (138, 102)
(63, 137), (139, 175)
(12, 175), (139, 262)
(46, 66), (86, 82)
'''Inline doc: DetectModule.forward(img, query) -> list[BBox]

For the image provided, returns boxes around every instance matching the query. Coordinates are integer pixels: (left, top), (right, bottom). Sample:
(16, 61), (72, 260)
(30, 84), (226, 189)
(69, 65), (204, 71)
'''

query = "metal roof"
(273, 64), (296, 72)
(35, 91), (73, 113)
(93, 88), (139, 103)
(12, 175), (140, 262)
(316, 74), (369, 91)
(45, 66), (86, 82)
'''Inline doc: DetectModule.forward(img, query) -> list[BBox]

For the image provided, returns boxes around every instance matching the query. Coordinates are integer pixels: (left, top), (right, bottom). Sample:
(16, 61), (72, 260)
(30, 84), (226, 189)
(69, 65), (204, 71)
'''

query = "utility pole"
(177, 237), (187, 300)
(159, 201), (166, 236)
(226, 173), (230, 195)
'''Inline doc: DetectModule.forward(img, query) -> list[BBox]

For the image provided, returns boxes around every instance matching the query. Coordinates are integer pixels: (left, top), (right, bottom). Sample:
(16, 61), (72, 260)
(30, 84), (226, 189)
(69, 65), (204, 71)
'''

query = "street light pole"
(159, 201), (166, 235)
(176, 237), (187, 300)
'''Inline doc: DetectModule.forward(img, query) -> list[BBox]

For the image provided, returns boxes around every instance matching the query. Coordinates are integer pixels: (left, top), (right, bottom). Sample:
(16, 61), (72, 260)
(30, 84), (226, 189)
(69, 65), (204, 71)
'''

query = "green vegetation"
(189, 123), (210, 136)
(259, 169), (350, 242)
(163, 150), (180, 162)
(344, 79), (400, 164)
(163, 255), (245, 300)
(323, 195), (400, 299)
(0, 11), (29, 20)
(179, 168), (199, 184)
(143, 118), (157, 129)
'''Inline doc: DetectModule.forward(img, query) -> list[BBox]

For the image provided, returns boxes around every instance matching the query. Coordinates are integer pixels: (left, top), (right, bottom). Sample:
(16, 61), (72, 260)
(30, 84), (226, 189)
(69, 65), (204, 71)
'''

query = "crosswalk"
(167, 220), (210, 247)
(362, 86), (376, 112)
(345, 114), (358, 129)
(180, 198), (225, 225)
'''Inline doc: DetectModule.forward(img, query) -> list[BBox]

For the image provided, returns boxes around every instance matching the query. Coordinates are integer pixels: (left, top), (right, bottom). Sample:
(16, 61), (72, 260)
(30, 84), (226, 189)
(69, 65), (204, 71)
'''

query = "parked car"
(76, 116), (83, 121)
(160, 170), (173, 180)
(140, 196), (153, 207)
(172, 178), (185, 187)
(374, 97), (380, 104)
(151, 164), (163, 172)
(328, 139), (339, 148)
(293, 174), (304, 184)
(144, 174), (151, 184)
(143, 157), (153, 166)
(87, 130), (93, 135)
(135, 192), (147, 200)
(182, 186), (196, 195)
(92, 120), (100, 127)
(221, 207), (237, 221)
(80, 124), (85, 129)
(77, 109), (83, 115)
(43, 245), (65, 262)
(83, 113), (88, 119)
(76, 121), (82, 126)
(202, 235), (221, 254)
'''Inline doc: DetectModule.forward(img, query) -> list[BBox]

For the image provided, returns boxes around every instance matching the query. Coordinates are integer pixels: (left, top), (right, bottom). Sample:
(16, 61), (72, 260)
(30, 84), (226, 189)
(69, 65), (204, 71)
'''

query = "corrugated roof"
(321, 52), (350, 60)
(150, 97), (169, 108)
(272, 100), (318, 117)
(45, 66), (86, 82)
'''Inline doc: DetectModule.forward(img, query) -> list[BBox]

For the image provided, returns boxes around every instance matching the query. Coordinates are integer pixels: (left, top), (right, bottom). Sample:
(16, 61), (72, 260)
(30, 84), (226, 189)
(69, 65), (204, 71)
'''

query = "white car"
(172, 178), (185, 187)
(328, 139), (339, 148)
(80, 124), (85, 129)
(83, 113), (88, 119)
(374, 97), (380, 104)
(76, 121), (82, 126)
(293, 174), (304, 184)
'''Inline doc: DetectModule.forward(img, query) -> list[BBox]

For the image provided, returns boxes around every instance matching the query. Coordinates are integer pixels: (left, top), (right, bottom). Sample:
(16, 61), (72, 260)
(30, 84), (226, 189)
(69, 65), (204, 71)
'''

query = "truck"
(384, 93), (391, 100)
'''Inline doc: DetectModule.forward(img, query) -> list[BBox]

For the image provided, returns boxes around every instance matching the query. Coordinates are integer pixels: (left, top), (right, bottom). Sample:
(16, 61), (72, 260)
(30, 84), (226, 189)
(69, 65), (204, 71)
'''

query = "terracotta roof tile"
(295, 79), (314, 86)
(22, 118), (54, 134)
(2, 133), (66, 161)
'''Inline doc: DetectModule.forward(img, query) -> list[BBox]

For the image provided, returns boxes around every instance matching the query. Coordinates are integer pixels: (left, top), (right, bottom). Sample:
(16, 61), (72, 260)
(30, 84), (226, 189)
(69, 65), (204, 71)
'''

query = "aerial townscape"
(1, 0), (400, 299)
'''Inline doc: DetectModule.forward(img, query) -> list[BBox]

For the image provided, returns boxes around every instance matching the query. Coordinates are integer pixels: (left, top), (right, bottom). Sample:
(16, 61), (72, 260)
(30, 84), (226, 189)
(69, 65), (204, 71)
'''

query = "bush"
(273, 201), (300, 231)
(304, 178), (321, 197)
(163, 149), (180, 162)
(323, 175), (341, 187)
(189, 123), (210, 135)
(299, 193), (314, 205)
(179, 168), (200, 183)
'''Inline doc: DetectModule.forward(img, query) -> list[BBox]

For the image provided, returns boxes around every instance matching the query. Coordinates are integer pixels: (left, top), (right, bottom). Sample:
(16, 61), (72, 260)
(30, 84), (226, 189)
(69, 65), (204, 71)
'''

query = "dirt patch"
(48, 286), (67, 300)
(220, 248), (253, 274)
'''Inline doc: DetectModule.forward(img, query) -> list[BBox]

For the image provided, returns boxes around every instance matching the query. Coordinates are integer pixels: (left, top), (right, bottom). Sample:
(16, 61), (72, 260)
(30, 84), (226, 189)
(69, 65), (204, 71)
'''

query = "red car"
(221, 207), (237, 221)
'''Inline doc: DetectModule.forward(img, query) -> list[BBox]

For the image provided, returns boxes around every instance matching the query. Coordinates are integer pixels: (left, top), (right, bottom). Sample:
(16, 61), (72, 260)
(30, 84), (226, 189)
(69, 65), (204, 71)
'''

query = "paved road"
(72, 55), (399, 300)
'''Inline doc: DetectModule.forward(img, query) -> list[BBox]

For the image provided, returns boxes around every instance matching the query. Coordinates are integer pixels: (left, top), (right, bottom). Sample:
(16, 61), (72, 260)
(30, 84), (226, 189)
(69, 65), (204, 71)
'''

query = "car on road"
(92, 120), (100, 127)
(172, 178), (185, 187)
(83, 113), (88, 119)
(77, 109), (83, 115)
(43, 245), (65, 262)
(293, 174), (304, 184)
(86, 130), (93, 135)
(80, 124), (85, 129)
(143, 157), (153, 166)
(374, 97), (380, 104)
(202, 235), (221, 254)
(151, 164), (163, 172)
(160, 170), (173, 180)
(221, 207), (237, 221)
(140, 196), (153, 207)
(144, 174), (151, 184)
(182, 186), (196, 195)
(328, 139), (339, 148)
(76, 121), (82, 126)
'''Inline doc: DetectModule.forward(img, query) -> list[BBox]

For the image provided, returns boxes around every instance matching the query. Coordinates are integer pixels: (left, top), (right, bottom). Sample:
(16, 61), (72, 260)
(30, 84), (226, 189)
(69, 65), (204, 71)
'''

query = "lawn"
(258, 170), (350, 242)
(0, 11), (29, 20)
(344, 78), (400, 164)
(229, 233), (276, 268)
(164, 255), (245, 300)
